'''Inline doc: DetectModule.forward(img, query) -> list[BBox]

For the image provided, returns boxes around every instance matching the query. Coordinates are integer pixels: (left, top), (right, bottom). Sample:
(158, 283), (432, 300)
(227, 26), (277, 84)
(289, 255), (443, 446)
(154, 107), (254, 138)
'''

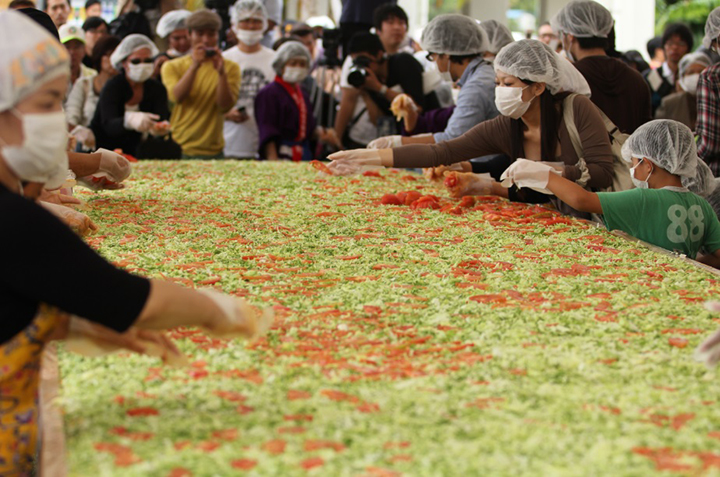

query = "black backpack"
(109, 10), (153, 39)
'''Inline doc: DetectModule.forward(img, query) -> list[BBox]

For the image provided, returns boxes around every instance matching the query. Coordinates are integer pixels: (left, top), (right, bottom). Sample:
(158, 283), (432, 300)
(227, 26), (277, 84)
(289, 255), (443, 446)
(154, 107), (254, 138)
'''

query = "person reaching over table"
(90, 34), (172, 158)
(328, 39), (615, 218)
(255, 41), (341, 161)
(501, 120), (720, 266)
(0, 12), (273, 474)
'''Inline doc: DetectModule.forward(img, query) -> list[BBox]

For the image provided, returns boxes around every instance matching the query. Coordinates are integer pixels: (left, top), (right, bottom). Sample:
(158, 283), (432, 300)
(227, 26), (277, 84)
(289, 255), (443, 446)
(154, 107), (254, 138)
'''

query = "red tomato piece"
(363, 170), (382, 178)
(300, 457), (324, 470)
(403, 191), (422, 205)
(126, 407), (159, 417)
(380, 194), (402, 205)
(444, 174), (459, 188)
(396, 191), (409, 203)
(231, 459), (258, 470)
(310, 160), (332, 175)
(469, 294), (507, 304)
(459, 196), (476, 208)
(668, 337), (689, 348)
(262, 439), (287, 454)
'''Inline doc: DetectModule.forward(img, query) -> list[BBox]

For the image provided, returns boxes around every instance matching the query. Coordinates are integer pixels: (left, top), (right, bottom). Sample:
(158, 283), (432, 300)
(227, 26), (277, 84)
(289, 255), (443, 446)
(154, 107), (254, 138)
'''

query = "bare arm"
(68, 151), (101, 177)
(697, 249), (720, 269)
(264, 142), (279, 161)
(334, 87), (359, 140)
(545, 173), (603, 214)
(401, 134), (436, 145)
(214, 53), (235, 111)
(361, 91), (384, 126)
(172, 44), (205, 104)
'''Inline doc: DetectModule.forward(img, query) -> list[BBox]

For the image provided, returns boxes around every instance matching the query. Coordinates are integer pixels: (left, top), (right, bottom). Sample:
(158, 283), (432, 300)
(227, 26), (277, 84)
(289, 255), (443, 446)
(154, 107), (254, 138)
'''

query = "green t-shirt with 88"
(597, 188), (720, 258)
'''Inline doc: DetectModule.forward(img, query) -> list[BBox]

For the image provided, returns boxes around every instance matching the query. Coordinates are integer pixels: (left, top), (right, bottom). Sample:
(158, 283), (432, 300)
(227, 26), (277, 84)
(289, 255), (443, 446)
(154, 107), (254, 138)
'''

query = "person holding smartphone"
(161, 9), (241, 159)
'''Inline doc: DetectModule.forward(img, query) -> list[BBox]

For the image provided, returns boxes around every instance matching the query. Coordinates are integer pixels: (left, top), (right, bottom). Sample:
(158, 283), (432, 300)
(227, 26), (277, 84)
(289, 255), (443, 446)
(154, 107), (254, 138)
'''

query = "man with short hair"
(290, 23), (316, 68)
(59, 23), (96, 99)
(82, 16), (108, 68)
(538, 21), (561, 52)
(84, 0), (102, 18)
(339, 0), (396, 60)
(373, 4), (409, 55)
(45, 0), (71, 28)
(161, 9), (241, 158)
(552, 0), (651, 133)
(644, 23), (693, 114)
(646, 36), (664, 70)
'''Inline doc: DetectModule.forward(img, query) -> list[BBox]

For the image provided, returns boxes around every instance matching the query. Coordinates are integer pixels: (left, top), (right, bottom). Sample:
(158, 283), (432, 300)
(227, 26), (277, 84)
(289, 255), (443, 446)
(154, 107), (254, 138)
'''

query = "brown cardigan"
(655, 91), (697, 131)
(393, 93), (615, 189)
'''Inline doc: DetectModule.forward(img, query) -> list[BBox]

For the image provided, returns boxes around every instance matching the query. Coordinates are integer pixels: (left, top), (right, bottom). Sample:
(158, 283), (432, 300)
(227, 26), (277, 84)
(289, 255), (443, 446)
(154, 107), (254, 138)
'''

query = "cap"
(59, 23), (86, 44)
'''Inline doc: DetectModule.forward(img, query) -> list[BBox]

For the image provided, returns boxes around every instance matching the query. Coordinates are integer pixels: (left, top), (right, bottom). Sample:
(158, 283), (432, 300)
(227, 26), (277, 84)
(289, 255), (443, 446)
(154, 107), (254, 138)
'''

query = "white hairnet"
(480, 20), (514, 55)
(620, 119), (698, 178)
(703, 7), (720, 49)
(230, 0), (268, 30)
(306, 15), (335, 30)
(679, 52), (711, 78)
(551, 0), (614, 38)
(682, 159), (716, 197)
(494, 39), (591, 95)
(272, 41), (311, 75)
(420, 13), (489, 56)
(156, 10), (191, 38)
(110, 34), (159, 70)
(0, 10), (70, 111)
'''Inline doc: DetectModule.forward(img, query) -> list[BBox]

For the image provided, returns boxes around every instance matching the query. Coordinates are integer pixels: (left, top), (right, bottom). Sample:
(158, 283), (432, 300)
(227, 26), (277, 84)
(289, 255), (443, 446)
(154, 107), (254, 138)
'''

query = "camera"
(347, 56), (372, 88)
(319, 29), (342, 68)
(205, 48), (217, 58)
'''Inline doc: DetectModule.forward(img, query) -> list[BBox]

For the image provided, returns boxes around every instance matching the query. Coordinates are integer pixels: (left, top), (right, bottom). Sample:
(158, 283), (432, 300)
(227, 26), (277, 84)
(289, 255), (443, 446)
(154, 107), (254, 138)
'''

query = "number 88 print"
(667, 204), (704, 243)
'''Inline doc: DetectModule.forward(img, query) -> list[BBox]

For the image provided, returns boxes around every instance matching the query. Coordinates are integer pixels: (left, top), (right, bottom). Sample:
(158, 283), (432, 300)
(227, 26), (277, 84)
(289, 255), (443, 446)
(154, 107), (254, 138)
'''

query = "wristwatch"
(378, 85), (388, 96)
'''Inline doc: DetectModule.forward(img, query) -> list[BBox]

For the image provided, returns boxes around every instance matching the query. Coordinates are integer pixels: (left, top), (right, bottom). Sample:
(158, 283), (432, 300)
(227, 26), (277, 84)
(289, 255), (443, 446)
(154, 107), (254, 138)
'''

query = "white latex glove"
(326, 149), (384, 176)
(443, 171), (494, 198)
(423, 163), (464, 182)
(149, 120), (172, 137)
(500, 158), (562, 194)
(695, 302), (720, 368)
(123, 111), (159, 133)
(367, 135), (402, 149)
(41, 202), (98, 235)
(98, 148), (132, 182)
(390, 93), (419, 121)
(198, 288), (274, 340)
(70, 125), (96, 150)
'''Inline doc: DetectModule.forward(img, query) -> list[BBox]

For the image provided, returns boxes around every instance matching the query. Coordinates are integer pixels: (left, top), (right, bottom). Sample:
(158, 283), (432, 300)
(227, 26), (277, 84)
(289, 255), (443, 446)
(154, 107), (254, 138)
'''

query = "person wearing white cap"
(90, 34), (173, 157)
(551, 0), (651, 134)
(657, 52), (711, 131)
(501, 119), (720, 265)
(697, 7), (720, 175)
(0, 11), (273, 473)
(154, 9), (192, 77)
(328, 40), (614, 218)
(222, 0), (275, 158)
(59, 23), (96, 98)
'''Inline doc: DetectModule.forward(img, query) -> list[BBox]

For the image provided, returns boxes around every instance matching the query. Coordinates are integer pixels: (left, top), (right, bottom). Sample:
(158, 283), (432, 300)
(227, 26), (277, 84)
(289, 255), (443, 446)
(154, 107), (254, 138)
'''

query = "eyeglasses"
(425, 52), (445, 61)
(665, 41), (688, 49)
(129, 58), (154, 65)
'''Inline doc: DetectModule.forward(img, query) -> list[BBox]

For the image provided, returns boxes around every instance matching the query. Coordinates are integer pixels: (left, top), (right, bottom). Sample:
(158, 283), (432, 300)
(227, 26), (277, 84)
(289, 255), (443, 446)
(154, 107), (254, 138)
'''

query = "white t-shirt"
(222, 46), (276, 158)
(340, 55), (379, 146)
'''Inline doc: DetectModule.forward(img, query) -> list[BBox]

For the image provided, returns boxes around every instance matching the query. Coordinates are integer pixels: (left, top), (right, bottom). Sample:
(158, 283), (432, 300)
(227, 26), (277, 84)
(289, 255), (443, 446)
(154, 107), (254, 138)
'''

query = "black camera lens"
(205, 49), (217, 57)
(347, 66), (368, 88)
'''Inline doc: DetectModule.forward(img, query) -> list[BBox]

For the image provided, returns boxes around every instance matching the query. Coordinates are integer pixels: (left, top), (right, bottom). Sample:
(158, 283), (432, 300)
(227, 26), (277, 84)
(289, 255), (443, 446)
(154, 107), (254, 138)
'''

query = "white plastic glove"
(123, 111), (159, 133)
(500, 158), (562, 194)
(149, 120), (172, 137)
(70, 125), (96, 150)
(367, 135), (402, 149)
(423, 163), (464, 182)
(98, 148), (132, 182)
(198, 288), (274, 340)
(390, 94), (419, 121)
(326, 149), (384, 176)
(41, 202), (98, 235)
(443, 171), (494, 198)
(695, 302), (720, 368)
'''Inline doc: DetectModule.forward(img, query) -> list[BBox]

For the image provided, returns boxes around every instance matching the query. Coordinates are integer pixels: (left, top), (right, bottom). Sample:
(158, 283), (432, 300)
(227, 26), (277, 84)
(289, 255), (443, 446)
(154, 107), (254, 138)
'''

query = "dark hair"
(449, 53), (481, 64)
(17, 7), (59, 39)
(622, 50), (650, 73)
(84, 0), (100, 9)
(348, 32), (385, 56)
(509, 80), (569, 163)
(604, 26), (622, 58)
(272, 35), (302, 51)
(576, 36), (608, 50)
(91, 34), (120, 71)
(662, 22), (693, 51)
(9, 0), (35, 8)
(646, 36), (662, 58)
(373, 4), (408, 31)
(82, 16), (107, 31)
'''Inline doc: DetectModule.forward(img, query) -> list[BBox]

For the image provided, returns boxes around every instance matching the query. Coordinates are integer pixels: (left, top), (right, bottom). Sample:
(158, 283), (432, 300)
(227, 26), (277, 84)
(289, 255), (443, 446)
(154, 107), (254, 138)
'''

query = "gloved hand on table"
(70, 125), (96, 150)
(41, 202), (98, 235)
(443, 171), (494, 198)
(423, 163), (464, 182)
(198, 288), (274, 340)
(124, 111), (159, 133)
(327, 149), (385, 176)
(368, 135), (402, 149)
(77, 149), (132, 190)
(500, 158), (562, 194)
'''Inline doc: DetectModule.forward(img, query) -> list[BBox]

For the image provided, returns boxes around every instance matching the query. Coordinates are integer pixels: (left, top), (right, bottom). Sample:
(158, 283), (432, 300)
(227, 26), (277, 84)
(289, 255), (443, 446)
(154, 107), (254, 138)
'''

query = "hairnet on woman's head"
(0, 10), (69, 111)
(271, 41), (311, 75)
(230, 0), (268, 31)
(703, 7), (720, 49)
(156, 10), (191, 38)
(678, 52), (711, 78)
(110, 34), (159, 71)
(479, 20), (514, 55)
(682, 159), (717, 197)
(494, 39), (591, 95)
(620, 119), (698, 178)
(420, 13), (488, 56)
(551, 0), (614, 38)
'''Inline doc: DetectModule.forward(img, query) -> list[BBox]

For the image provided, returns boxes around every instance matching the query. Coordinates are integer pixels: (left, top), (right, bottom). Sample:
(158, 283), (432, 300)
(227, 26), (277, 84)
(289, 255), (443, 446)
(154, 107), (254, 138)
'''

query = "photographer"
(336, 33), (438, 149)
(161, 9), (240, 158)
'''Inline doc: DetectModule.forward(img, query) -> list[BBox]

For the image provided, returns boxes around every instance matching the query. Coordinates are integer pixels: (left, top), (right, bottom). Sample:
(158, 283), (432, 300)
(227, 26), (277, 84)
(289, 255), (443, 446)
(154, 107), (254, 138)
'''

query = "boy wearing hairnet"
(503, 120), (720, 265)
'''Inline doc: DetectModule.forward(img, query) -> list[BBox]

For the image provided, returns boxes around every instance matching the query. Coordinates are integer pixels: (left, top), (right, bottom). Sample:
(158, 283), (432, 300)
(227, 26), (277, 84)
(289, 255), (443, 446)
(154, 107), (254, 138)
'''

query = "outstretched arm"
(545, 173), (603, 214)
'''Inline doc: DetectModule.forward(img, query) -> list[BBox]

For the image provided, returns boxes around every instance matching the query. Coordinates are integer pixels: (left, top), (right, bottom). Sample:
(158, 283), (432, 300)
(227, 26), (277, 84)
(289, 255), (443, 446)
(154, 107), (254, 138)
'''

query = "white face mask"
(283, 66), (309, 83)
(561, 33), (575, 63)
(630, 157), (652, 189)
(1, 109), (69, 190)
(495, 85), (531, 119)
(679, 73), (700, 94)
(127, 62), (154, 83)
(439, 70), (453, 82)
(234, 28), (264, 46)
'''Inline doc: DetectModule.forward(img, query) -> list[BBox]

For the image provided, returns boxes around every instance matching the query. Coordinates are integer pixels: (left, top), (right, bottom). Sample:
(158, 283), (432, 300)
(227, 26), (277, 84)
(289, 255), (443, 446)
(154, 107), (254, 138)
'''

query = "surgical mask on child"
(0, 109), (69, 189)
(283, 66), (309, 83)
(679, 73), (700, 95)
(630, 157), (652, 189)
(494, 85), (531, 119)
(234, 28), (264, 46)
(127, 62), (154, 83)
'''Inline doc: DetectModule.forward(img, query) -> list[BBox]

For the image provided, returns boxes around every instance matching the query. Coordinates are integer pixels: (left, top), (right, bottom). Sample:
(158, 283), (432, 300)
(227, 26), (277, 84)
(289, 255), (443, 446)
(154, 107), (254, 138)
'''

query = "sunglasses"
(129, 58), (154, 65)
